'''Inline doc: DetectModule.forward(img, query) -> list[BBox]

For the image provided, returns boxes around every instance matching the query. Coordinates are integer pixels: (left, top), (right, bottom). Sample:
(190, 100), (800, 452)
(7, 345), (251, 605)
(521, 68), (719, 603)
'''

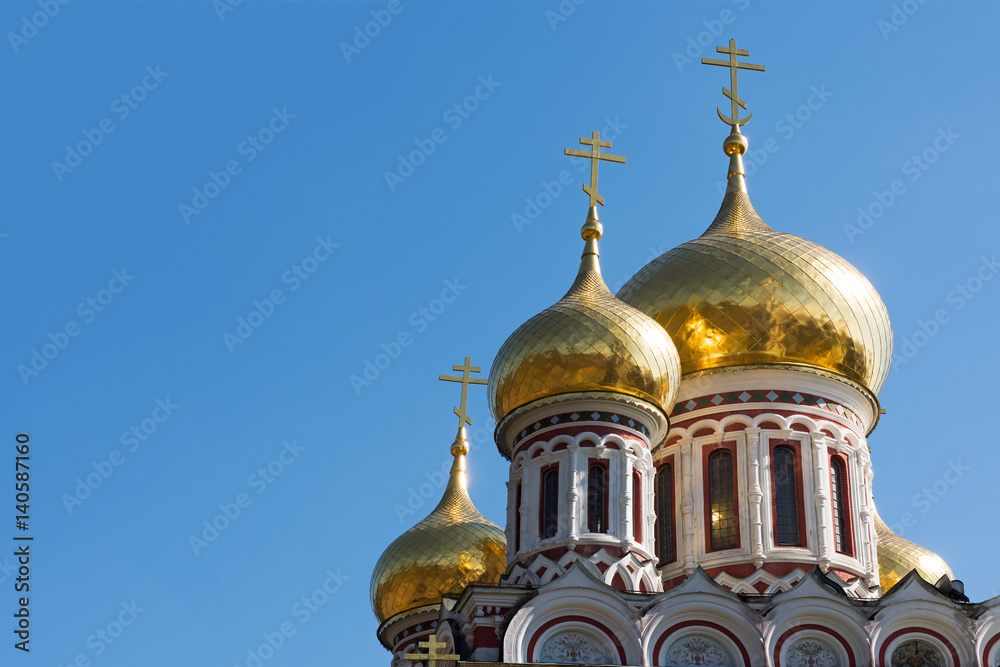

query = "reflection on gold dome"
(370, 434), (506, 624)
(617, 190), (893, 397)
(874, 511), (954, 592)
(490, 215), (681, 424)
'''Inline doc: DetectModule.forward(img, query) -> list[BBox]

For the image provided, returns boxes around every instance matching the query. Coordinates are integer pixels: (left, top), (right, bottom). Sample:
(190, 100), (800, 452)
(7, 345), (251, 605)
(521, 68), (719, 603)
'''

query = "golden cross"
(403, 633), (460, 666)
(564, 130), (626, 208)
(439, 357), (487, 429)
(701, 38), (765, 127)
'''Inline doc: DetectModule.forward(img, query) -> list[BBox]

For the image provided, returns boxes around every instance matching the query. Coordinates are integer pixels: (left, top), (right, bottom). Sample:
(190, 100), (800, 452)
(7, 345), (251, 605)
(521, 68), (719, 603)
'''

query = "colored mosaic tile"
(669, 388), (863, 427)
(514, 410), (650, 446)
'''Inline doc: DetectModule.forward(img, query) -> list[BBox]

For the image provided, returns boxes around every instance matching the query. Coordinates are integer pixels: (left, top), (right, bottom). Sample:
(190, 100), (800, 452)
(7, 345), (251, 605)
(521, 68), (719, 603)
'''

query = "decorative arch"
(877, 628), (959, 667)
(773, 625), (855, 667)
(527, 616), (625, 664)
(650, 621), (750, 666)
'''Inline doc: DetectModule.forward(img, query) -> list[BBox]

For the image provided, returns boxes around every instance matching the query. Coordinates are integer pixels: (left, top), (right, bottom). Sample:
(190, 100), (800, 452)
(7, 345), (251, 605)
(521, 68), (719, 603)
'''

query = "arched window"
(541, 466), (559, 539)
(708, 449), (737, 550)
(890, 639), (944, 666)
(587, 461), (607, 533)
(830, 457), (851, 554)
(655, 463), (676, 563)
(772, 446), (800, 545)
(632, 470), (643, 543)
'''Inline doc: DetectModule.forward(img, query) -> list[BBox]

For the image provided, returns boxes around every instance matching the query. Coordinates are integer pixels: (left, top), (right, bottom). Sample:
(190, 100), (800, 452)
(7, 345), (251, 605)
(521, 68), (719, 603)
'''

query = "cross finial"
(439, 357), (487, 430)
(564, 131), (626, 208)
(403, 634), (460, 667)
(701, 38), (765, 128)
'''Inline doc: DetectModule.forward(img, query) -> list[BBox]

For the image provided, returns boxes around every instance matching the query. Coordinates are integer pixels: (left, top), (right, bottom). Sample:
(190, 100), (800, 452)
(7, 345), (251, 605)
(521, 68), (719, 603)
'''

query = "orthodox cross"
(564, 131), (626, 207)
(701, 38), (765, 127)
(403, 634), (460, 666)
(439, 357), (487, 429)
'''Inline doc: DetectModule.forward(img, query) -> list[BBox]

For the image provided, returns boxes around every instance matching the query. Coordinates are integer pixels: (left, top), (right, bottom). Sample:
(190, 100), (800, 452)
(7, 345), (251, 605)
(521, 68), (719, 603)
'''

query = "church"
(369, 41), (1000, 667)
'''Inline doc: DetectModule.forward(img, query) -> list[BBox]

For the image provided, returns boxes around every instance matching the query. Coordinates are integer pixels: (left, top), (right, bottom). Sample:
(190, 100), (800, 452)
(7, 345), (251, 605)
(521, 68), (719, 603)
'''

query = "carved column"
(746, 428), (764, 568)
(566, 444), (580, 542)
(679, 437), (696, 575)
(812, 433), (831, 570)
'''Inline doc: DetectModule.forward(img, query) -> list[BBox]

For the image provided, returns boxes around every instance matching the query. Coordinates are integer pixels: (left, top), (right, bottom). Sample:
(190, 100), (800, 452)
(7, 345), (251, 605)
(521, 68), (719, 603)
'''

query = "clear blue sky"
(3, 1), (997, 665)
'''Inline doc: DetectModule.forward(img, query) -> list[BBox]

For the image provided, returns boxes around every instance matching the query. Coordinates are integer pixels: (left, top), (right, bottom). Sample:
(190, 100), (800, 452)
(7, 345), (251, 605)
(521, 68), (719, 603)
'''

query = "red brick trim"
(982, 632), (1000, 667)
(654, 456), (677, 566)
(525, 615), (626, 664)
(877, 627), (960, 667)
(703, 439), (741, 552)
(651, 620), (751, 666)
(828, 449), (855, 557)
(587, 458), (610, 534)
(769, 440), (807, 548)
(773, 624), (856, 667)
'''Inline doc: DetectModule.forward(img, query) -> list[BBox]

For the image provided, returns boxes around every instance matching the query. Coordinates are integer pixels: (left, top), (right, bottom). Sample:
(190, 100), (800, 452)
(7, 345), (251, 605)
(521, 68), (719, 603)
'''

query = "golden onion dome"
(617, 130), (893, 397)
(370, 432), (506, 624)
(874, 511), (954, 592)
(489, 209), (682, 424)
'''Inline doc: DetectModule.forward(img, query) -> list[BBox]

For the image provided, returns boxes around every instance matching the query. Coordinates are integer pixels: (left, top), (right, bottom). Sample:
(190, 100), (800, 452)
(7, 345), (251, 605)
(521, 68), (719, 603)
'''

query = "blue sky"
(3, 1), (998, 665)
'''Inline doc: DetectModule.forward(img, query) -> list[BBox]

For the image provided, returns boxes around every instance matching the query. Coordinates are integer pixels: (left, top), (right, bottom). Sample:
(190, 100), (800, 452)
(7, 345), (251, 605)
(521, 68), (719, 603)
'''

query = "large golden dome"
(617, 186), (893, 396)
(874, 511), (954, 592)
(489, 214), (681, 424)
(370, 435), (506, 624)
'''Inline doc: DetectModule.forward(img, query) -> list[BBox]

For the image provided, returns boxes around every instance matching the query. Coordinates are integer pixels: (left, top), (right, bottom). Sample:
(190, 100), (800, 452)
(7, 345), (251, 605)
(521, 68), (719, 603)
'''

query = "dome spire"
(701, 38), (765, 195)
(563, 129), (625, 276)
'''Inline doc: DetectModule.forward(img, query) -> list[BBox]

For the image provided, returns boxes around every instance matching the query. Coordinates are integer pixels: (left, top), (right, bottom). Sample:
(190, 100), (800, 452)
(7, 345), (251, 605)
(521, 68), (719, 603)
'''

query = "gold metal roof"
(617, 160), (893, 396)
(874, 511), (954, 592)
(489, 208), (681, 423)
(370, 431), (506, 624)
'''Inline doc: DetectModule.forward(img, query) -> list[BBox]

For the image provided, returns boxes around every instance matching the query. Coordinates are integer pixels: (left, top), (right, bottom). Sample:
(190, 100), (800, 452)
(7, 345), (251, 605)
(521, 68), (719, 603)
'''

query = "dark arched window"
(587, 462), (607, 533)
(708, 449), (737, 550)
(773, 446), (800, 545)
(632, 470), (643, 543)
(655, 464), (675, 563)
(830, 457), (850, 554)
(541, 466), (559, 539)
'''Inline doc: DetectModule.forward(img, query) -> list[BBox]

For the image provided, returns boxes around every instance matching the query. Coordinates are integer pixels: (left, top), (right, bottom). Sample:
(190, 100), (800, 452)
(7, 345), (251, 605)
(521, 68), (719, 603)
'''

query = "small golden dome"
(874, 512), (954, 592)
(489, 209), (681, 423)
(617, 188), (893, 396)
(370, 431), (506, 624)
